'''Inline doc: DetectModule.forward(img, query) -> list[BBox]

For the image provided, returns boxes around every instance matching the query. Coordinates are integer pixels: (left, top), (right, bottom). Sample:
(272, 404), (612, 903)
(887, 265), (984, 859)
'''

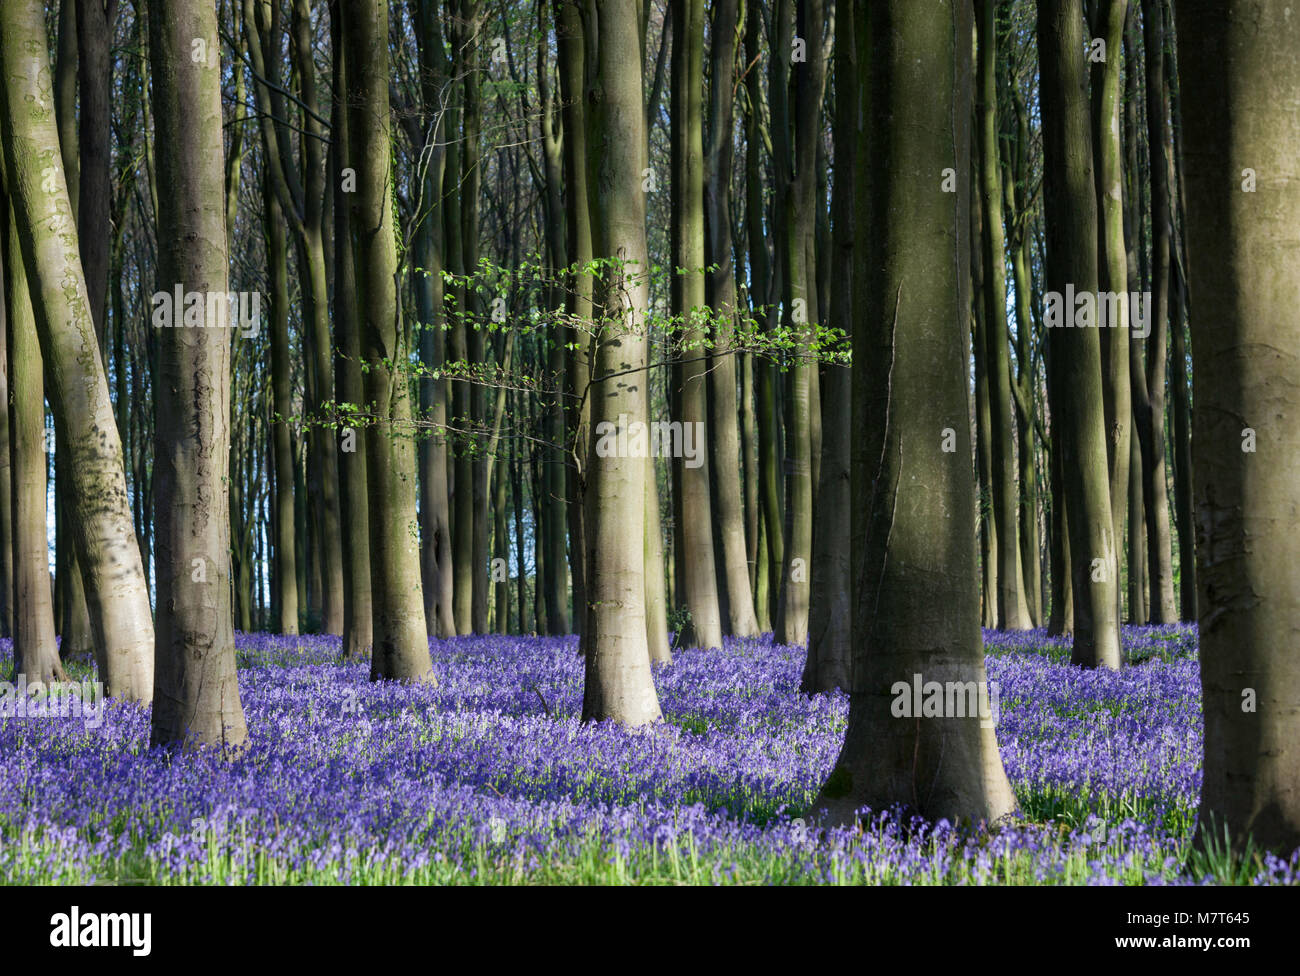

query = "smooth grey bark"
(1039, 0), (1121, 669)
(342, 0), (433, 682)
(705, 0), (760, 642)
(1179, 0), (1300, 856)
(814, 0), (1015, 827)
(670, 0), (724, 650)
(579, 0), (662, 726)
(1091, 0), (1132, 635)
(147, 0), (246, 745)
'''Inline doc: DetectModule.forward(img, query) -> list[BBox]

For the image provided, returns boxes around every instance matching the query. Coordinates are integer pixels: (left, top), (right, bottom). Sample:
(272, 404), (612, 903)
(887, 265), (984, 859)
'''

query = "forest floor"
(1, 625), (1297, 885)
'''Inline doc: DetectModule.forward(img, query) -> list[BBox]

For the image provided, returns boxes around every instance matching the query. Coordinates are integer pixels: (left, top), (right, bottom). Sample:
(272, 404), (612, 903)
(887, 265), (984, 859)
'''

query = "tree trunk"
(976, 0), (1029, 631)
(537, 12), (570, 635)
(771, 0), (824, 650)
(0, 226), (11, 640)
(263, 164), (299, 637)
(1090, 0), (1132, 635)
(1134, 0), (1177, 624)
(972, 185), (998, 630)
(705, 0), (760, 642)
(331, 0), (375, 655)
(1039, 0), (1121, 669)
(147, 0), (246, 745)
(1, 192), (63, 684)
(803, 0), (852, 692)
(744, 0), (782, 632)
(557, 0), (591, 646)
(670, 0), (723, 650)
(815, 0), (1015, 827)
(342, 0), (432, 682)
(579, 0), (662, 726)
(1179, 0), (1300, 855)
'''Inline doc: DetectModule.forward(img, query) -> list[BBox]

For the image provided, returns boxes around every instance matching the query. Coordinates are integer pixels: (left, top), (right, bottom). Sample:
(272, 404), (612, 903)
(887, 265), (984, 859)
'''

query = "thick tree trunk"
(1039, 0), (1121, 669)
(579, 0), (662, 726)
(342, 0), (432, 682)
(815, 0), (1015, 827)
(1179, 0), (1300, 855)
(147, 0), (246, 745)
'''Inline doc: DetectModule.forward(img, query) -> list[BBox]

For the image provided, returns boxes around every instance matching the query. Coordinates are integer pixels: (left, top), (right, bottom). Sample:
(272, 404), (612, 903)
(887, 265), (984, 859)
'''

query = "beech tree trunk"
(815, 0), (1015, 827)
(579, 0), (662, 726)
(1179, 0), (1300, 856)
(342, 0), (433, 682)
(147, 0), (246, 745)
(1039, 0), (1121, 669)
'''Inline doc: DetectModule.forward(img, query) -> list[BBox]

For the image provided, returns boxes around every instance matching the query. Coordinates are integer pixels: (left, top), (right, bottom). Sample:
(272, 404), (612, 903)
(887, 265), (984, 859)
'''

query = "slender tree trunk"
(669, 0), (724, 650)
(1179, 0), (1300, 855)
(972, 187), (998, 630)
(537, 15), (570, 635)
(815, 0), (1015, 826)
(332, 0), (375, 655)
(557, 0), (591, 646)
(76, 0), (114, 358)
(744, 0), (782, 632)
(977, 0), (1028, 631)
(147, 0), (246, 745)
(1135, 0), (1177, 624)
(1166, 23), (1196, 623)
(771, 0), (824, 650)
(1091, 0), (1132, 636)
(804, 0), (852, 692)
(264, 173), (299, 636)
(1122, 5), (1146, 624)
(705, 0), (759, 642)
(1, 192), (63, 684)
(0, 230), (11, 640)
(443, 48), (473, 636)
